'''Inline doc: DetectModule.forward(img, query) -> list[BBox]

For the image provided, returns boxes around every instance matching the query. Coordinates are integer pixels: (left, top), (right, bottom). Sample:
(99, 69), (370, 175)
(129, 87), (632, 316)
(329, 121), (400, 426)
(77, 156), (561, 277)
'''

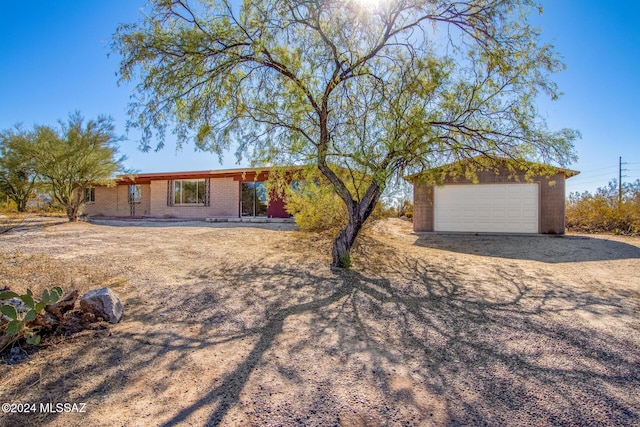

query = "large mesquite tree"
(31, 113), (124, 221)
(113, 0), (577, 267)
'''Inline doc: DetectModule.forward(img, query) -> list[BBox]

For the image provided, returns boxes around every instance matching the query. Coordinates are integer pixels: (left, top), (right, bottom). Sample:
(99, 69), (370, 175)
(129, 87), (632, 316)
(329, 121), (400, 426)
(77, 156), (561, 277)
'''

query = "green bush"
(285, 181), (348, 234)
(0, 198), (17, 213)
(566, 180), (640, 235)
(285, 176), (393, 234)
(0, 286), (63, 350)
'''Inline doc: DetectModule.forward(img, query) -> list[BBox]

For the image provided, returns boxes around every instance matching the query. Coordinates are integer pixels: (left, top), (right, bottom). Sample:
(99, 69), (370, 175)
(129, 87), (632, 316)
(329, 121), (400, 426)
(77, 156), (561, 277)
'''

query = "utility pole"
(619, 156), (623, 204)
(618, 156), (629, 204)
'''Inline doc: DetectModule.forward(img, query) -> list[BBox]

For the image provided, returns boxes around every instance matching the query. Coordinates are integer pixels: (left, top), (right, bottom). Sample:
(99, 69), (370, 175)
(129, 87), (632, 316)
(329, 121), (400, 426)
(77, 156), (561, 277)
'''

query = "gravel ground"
(0, 218), (639, 426)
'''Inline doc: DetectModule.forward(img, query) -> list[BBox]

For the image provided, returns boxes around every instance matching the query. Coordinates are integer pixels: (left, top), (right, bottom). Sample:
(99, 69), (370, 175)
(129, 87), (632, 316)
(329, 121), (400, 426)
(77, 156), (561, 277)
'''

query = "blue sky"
(1, 0), (638, 194)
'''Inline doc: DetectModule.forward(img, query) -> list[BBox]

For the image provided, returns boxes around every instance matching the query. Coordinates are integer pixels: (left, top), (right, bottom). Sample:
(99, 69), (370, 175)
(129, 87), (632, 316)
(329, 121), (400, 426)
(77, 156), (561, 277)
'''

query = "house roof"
(115, 166), (305, 184)
(404, 157), (580, 182)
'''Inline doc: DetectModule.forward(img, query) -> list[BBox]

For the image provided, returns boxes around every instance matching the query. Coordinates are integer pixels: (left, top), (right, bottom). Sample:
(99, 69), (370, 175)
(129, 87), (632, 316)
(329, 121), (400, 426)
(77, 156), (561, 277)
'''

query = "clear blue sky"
(1, 0), (638, 194)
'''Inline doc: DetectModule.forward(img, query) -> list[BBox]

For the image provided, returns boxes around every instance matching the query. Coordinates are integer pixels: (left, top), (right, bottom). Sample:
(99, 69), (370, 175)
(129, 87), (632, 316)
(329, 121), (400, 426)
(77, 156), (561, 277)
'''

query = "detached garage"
(408, 159), (579, 234)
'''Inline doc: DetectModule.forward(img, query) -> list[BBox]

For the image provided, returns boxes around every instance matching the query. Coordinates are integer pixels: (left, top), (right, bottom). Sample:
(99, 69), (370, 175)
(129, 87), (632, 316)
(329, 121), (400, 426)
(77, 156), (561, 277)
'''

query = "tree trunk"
(67, 203), (79, 222)
(316, 159), (384, 268)
(332, 215), (362, 268)
(330, 188), (382, 268)
(16, 199), (27, 212)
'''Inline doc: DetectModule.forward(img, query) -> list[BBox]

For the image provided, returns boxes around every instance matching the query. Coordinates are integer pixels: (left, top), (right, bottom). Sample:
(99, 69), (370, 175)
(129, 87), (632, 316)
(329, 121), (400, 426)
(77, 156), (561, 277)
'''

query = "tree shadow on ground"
(413, 233), (640, 263)
(86, 217), (298, 232)
(2, 243), (639, 426)
(0, 216), (67, 235)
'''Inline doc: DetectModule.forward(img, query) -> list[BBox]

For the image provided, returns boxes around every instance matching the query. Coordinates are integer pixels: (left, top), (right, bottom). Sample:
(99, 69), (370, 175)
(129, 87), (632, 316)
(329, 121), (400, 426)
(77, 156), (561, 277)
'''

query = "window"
(242, 182), (267, 216)
(174, 180), (205, 205)
(84, 188), (95, 203)
(129, 185), (142, 203)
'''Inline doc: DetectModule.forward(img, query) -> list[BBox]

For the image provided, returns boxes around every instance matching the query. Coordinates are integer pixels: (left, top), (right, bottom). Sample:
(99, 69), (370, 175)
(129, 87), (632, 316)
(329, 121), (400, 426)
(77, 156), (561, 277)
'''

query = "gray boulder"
(80, 288), (123, 324)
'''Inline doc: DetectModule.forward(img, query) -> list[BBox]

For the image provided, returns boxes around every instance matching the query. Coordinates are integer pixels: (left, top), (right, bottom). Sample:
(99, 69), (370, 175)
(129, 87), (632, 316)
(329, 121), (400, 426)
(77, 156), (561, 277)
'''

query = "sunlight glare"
(353, 0), (382, 10)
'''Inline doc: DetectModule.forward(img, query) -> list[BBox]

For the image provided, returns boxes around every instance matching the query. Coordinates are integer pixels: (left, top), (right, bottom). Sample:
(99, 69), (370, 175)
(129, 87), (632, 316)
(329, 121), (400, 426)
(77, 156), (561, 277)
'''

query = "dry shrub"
(567, 179), (640, 235)
(396, 200), (413, 219)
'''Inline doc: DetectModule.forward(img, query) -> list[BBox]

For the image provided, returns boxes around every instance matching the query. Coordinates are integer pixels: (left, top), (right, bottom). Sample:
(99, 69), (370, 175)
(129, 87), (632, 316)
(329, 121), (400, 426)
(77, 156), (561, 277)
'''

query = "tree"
(113, 0), (578, 267)
(30, 113), (124, 221)
(0, 126), (38, 212)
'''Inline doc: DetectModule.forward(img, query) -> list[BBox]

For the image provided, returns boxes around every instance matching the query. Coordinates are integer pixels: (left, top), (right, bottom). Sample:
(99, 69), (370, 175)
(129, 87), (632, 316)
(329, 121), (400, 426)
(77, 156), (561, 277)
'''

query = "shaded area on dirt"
(87, 217), (298, 231)
(0, 215), (67, 235)
(2, 243), (638, 426)
(414, 233), (640, 263)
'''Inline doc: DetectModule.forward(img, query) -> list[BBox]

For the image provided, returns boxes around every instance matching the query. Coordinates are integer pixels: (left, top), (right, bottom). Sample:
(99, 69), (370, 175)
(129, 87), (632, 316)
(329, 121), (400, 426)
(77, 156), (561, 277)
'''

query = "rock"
(4, 346), (28, 364)
(81, 312), (96, 323)
(79, 288), (123, 324)
(45, 290), (79, 319)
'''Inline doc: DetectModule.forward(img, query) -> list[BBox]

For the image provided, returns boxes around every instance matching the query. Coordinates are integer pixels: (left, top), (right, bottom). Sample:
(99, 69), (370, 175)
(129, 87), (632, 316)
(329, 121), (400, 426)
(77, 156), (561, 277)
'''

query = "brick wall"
(83, 174), (294, 219)
(412, 168), (568, 234)
(82, 184), (152, 217)
(413, 182), (434, 232)
(149, 178), (239, 218)
(539, 174), (566, 234)
(82, 186), (126, 216)
(129, 184), (152, 217)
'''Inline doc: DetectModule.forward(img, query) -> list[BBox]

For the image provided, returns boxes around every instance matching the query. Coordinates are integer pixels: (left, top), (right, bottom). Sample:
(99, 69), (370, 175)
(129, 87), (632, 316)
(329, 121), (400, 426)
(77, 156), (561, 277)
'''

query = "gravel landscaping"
(0, 218), (639, 426)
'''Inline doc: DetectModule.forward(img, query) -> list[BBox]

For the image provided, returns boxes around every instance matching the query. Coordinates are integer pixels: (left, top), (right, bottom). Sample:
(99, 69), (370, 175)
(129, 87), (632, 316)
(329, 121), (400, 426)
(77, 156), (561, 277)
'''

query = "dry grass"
(0, 217), (639, 426)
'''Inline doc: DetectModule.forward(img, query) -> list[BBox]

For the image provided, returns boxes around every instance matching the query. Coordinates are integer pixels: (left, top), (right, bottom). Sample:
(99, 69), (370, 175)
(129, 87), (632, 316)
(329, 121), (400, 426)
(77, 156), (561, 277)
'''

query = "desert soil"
(0, 217), (639, 426)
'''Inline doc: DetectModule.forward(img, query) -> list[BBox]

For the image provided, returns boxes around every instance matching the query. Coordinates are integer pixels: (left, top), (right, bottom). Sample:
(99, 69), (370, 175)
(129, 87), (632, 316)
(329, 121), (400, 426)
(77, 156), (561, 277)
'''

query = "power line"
(567, 179), (613, 186)
(570, 171), (618, 181)
(565, 158), (639, 194)
(576, 165), (618, 174)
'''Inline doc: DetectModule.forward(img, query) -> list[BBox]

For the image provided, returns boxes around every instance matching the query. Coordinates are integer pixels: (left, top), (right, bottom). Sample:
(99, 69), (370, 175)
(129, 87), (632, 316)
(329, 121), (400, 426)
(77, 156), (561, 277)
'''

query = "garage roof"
(404, 156), (580, 182)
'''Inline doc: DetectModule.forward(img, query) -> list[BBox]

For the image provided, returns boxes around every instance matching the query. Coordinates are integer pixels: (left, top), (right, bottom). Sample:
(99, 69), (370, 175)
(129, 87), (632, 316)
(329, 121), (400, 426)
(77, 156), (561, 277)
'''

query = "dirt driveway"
(1, 218), (639, 426)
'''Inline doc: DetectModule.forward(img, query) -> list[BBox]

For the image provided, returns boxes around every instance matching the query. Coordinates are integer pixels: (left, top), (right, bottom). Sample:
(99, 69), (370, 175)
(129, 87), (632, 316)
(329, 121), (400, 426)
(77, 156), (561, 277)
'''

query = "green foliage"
(371, 200), (393, 221)
(29, 112), (124, 221)
(283, 167), (389, 234)
(0, 112), (123, 221)
(0, 286), (63, 350)
(0, 125), (38, 212)
(113, 0), (578, 265)
(566, 180), (640, 235)
(285, 180), (348, 234)
(0, 198), (17, 213)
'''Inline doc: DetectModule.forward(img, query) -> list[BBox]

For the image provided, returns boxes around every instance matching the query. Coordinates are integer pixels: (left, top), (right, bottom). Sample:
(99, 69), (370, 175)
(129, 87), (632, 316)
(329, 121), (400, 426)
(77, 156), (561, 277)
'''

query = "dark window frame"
(173, 179), (206, 206)
(241, 181), (268, 217)
(84, 187), (95, 204)
(129, 185), (142, 203)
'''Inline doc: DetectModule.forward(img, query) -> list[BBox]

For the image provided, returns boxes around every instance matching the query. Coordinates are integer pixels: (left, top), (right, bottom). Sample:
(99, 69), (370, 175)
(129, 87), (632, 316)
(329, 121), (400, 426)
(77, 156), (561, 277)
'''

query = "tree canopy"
(113, 0), (578, 266)
(29, 113), (124, 221)
(0, 126), (38, 212)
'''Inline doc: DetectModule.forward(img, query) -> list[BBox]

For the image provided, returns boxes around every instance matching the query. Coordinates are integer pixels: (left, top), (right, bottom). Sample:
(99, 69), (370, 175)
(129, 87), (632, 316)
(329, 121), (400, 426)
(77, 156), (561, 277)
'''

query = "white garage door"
(434, 183), (539, 233)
